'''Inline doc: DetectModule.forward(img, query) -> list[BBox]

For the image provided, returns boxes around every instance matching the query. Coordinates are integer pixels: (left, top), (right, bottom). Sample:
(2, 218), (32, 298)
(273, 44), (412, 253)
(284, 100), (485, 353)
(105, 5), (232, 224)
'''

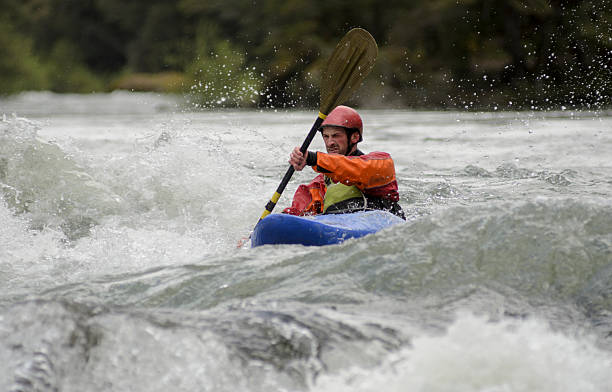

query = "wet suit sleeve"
(308, 151), (397, 191)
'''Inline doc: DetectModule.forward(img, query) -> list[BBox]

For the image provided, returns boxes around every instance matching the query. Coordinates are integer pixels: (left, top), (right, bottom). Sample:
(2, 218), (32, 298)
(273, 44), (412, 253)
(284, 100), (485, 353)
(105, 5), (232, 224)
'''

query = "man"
(283, 105), (405, 220)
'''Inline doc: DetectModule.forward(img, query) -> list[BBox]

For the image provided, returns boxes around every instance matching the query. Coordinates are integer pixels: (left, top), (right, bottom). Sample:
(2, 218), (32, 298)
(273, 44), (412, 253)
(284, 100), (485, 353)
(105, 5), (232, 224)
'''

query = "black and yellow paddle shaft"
(258, 113), (326, 221)
(258, 28), (377, 222)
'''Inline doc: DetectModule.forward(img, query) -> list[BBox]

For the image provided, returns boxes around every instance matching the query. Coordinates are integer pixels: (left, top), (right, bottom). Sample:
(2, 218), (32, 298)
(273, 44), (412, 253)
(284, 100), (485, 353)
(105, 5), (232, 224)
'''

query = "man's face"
(321, 126), (350, 155)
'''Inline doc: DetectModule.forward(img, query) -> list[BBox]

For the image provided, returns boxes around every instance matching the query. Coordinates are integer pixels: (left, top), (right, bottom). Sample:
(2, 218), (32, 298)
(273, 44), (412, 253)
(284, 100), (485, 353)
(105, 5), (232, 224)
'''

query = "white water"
(1, 92), (612, 391)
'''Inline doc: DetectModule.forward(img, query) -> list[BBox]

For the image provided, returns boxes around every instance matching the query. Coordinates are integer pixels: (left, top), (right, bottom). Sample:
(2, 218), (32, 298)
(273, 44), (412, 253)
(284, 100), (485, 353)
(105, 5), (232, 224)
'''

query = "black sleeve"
(306, 151), (318, 166)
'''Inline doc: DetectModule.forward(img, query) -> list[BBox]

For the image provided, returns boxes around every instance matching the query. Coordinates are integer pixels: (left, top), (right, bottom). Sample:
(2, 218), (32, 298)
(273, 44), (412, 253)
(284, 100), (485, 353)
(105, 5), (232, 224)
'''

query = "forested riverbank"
(1, 0), (610, 110)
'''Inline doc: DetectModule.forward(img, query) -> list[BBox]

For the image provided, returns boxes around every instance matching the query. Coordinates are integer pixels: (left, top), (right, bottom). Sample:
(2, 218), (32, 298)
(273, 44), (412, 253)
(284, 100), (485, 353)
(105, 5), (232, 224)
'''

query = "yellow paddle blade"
(319, 28), (378, 115)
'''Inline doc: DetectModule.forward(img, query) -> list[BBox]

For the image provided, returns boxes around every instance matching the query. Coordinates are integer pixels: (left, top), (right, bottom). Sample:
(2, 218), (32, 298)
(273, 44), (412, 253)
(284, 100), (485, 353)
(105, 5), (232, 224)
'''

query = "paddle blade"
(319, 28), (378, 115)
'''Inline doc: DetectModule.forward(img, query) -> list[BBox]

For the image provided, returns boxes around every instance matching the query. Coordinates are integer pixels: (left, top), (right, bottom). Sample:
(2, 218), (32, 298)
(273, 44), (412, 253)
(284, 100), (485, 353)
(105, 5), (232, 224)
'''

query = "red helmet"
(321, 105), (363, 142)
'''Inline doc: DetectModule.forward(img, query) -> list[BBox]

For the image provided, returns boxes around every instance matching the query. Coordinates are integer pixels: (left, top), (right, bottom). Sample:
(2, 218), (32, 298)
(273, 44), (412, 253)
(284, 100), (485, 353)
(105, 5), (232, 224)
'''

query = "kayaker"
(284, 105), (405, 220)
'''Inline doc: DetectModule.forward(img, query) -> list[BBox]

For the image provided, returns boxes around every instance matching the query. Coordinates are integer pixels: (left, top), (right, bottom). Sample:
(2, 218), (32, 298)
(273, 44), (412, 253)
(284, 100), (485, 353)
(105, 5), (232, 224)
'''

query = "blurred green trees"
(0, 17), (48, 93)
(0, 0), (610, 109)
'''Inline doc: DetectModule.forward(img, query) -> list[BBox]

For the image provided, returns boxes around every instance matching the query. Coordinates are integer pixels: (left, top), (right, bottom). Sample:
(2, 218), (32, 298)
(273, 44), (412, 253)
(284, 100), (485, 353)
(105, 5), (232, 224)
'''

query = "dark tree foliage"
(1, 0), (610, 109)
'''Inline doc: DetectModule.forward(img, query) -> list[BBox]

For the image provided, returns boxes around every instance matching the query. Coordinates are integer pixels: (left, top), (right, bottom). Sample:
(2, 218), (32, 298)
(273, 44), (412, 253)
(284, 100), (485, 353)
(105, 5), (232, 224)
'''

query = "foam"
(316, 313), (612, 392)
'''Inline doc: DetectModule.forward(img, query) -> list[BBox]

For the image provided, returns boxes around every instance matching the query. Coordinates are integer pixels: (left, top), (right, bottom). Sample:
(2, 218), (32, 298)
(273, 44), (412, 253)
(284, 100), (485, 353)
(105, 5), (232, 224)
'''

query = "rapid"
(1, 92), (611, 391)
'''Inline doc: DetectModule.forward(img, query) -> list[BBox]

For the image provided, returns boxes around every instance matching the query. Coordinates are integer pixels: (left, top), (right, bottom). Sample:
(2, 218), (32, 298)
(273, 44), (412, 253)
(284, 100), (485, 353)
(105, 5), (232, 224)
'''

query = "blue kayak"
(251, 210), (404, 247)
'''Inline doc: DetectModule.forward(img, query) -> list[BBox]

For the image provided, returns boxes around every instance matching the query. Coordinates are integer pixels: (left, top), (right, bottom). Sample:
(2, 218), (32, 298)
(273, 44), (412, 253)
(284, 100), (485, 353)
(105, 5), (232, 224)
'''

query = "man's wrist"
(306, 151), (317, 166)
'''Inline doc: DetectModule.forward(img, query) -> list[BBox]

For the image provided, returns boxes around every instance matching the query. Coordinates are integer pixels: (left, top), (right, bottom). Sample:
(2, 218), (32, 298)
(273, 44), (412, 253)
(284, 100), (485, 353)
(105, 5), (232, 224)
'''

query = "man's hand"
(289, 147), (307, 171)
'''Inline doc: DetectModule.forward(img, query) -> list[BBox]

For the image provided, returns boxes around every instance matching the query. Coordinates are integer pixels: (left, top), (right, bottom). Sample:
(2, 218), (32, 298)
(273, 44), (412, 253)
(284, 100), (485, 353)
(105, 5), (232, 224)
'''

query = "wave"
(4, 114), (609, 323)
(316, 313), (612, 392)
(2, 301), (610, 392)
(1, 115), (125, 241)
(0, 115), (264, 246)
(36, 197), (609, 337)
(463, 163), (574, 186)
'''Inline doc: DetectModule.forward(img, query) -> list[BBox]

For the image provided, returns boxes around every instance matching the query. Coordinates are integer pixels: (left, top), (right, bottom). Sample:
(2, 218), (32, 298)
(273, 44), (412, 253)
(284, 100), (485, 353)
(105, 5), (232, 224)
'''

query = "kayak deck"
(251, 210), (404, 247)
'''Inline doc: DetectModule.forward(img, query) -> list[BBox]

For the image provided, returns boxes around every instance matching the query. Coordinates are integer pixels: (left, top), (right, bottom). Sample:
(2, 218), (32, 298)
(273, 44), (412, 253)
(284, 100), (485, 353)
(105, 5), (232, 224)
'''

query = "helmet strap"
(345, 129), (358, 155)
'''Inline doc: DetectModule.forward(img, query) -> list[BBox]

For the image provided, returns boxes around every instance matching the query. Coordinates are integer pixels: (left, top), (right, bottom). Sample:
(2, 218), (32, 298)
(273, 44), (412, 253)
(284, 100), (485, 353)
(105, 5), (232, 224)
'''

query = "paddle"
(257, 28), (378, 223)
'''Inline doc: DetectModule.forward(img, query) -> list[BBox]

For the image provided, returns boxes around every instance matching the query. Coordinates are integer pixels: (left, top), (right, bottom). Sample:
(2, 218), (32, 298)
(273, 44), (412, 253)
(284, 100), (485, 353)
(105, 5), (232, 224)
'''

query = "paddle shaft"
(258, 114), (325, 222)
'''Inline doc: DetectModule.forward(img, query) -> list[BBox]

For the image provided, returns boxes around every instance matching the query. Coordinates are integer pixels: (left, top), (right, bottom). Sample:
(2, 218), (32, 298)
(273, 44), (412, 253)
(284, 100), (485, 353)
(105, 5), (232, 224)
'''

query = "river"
(1, 91), (611, 391)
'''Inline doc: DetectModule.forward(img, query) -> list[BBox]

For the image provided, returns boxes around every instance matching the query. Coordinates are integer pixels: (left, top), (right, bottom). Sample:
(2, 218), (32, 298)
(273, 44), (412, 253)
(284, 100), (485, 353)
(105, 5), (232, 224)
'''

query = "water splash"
(0, 115), (124, 241)
(316, 314), (612, 392)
